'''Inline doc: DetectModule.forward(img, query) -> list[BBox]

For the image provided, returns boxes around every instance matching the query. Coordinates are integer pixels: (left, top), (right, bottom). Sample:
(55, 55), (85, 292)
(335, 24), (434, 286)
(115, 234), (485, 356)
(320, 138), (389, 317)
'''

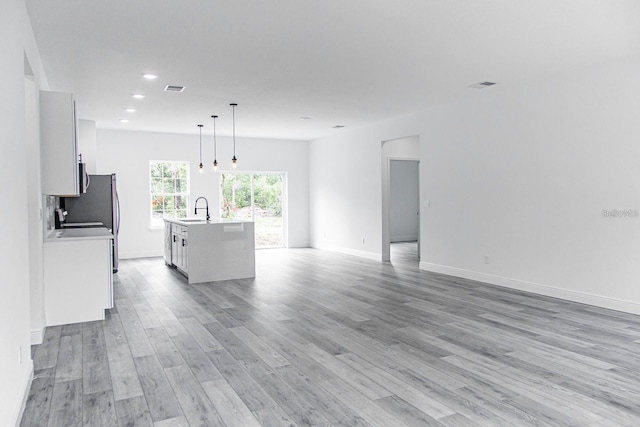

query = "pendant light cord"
(231, 103), (236, 157)
(197, 124), (203, 167)
(214, 117), (217, 159)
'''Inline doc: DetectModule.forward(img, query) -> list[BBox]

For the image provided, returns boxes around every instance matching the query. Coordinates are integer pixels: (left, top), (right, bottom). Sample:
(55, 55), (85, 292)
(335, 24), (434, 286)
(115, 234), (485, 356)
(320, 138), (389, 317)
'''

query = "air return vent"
(332, 125), (345, 129)
(469, 81), (497, 89)
(164, 84), (185, 92)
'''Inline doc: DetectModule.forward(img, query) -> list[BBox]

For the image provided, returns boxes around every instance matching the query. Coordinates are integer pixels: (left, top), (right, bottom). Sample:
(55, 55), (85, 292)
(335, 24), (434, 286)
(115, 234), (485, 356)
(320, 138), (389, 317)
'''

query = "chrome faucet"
(194, 196), (210, 221)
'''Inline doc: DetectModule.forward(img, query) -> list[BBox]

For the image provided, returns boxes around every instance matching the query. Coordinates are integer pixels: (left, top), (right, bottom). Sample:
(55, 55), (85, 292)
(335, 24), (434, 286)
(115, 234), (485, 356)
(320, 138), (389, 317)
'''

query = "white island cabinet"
(43, 228), (113, 326)
(164, 218), (255, 283)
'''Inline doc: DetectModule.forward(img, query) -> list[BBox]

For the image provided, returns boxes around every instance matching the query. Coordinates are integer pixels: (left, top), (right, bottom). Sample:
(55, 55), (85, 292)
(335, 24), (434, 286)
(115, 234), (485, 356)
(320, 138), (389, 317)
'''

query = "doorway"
(220, 172), (286, 249)
(381, 135), (420, 265)
(389, 160), (419, 265)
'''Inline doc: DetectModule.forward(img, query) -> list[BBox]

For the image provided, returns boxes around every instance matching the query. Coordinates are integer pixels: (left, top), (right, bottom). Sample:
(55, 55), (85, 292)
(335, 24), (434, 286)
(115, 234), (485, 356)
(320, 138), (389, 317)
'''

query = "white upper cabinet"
(40, 91), (80, 196)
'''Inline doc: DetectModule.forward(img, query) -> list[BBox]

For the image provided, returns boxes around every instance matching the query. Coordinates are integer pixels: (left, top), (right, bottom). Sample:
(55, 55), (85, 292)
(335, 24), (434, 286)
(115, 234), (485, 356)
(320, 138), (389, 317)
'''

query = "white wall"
(390, 160), (419, 242)
(25, 78), (45, 346)
(79, 120), (97, 174)
(310, 54), (640, 315)
(96, 129), (309, 258)
(1, 0), (49, 424)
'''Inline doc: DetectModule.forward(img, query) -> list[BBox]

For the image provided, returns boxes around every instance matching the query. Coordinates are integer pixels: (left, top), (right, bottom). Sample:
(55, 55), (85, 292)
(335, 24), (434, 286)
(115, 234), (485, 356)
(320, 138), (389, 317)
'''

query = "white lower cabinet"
(44, 236), (113, 326)
(171, 224), (188, 273)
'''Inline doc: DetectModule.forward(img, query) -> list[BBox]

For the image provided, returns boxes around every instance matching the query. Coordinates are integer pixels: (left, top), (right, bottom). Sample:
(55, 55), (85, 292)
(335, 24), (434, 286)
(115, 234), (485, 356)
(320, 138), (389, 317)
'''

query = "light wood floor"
(22, 248), (640, 426)
(390, 242), (419, 267)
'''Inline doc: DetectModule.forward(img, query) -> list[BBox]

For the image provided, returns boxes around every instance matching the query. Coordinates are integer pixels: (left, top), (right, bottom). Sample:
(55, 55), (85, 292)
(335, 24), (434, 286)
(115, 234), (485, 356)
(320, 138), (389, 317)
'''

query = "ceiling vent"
(469, 81), (497, 89)
(332, 125), (345, 129)
(164, 84), (185, 93)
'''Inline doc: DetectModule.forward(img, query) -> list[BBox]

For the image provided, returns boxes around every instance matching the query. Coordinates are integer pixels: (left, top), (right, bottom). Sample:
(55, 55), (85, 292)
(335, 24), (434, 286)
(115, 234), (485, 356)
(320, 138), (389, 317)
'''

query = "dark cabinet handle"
(173, 235), (176, 242)
(182, 239), (186, 247)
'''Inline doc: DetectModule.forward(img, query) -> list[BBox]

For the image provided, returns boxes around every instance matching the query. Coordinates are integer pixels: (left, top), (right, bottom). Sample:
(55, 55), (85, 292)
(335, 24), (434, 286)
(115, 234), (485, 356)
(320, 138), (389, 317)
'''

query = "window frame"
(149, 160), (190, 229)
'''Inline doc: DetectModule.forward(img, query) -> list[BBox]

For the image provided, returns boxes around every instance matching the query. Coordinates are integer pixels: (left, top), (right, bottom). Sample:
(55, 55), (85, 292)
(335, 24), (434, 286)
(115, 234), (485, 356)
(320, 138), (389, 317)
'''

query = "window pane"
(151, 195), (164, 210)
(220, 173), (251, 220)
(176, 163), (188, 179)
(163, 163), (176, 178)
(163, 179), (176, 193)
(254, 174), (284, 248)
(150, 162), (163, 178)
(175, 178), (188, 193)
(175, 195), (187, 210)
(220, 172), (285, 248)
(151, 178), (163, 193)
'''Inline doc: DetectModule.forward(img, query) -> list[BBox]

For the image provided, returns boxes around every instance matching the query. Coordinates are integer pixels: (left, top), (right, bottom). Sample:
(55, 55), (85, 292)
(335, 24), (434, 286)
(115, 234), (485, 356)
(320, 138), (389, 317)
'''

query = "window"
(220, 172), (285, 248)
(149, 161), (189, 228)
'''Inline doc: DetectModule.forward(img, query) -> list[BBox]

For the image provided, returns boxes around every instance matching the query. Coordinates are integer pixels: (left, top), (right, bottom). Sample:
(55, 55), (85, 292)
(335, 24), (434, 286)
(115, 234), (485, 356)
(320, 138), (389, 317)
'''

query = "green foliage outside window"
(150, 161), (189, 227)
(220, 172), (285, 248)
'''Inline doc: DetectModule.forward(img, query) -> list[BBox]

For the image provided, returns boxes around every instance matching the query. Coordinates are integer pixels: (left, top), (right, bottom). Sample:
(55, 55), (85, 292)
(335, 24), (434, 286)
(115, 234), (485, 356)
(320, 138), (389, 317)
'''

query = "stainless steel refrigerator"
(63, 174), (120, 272)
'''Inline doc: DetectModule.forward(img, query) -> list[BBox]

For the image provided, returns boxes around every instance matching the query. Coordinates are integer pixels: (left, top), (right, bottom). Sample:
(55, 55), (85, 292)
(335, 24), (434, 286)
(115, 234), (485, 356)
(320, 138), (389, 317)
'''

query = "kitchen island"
(164, 218), (255, 283)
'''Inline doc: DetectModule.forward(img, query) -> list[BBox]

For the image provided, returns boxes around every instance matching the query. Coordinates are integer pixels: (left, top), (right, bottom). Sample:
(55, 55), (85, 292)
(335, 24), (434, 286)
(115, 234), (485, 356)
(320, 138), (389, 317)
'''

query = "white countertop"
(45, 227), (114, 242)
(164, 218), (253, 226)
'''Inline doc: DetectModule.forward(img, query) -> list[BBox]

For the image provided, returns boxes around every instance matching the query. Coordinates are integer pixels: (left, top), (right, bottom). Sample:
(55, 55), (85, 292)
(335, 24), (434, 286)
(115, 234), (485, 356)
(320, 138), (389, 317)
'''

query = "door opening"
(220, 172), (286, 249)
(381, 135), (420, 265)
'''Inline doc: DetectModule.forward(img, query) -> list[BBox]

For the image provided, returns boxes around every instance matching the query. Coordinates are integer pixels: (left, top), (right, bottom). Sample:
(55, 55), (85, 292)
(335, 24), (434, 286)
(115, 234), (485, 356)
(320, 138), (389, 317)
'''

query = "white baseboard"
(311, 243), (382, 261)
(119, 250), (163, 259)
(287, 240), (310, 248)
(390, 235), (418, 243)
(12, 359), (34, 427)
(420, 261), (640, 316)
(30, 328), (44, 345)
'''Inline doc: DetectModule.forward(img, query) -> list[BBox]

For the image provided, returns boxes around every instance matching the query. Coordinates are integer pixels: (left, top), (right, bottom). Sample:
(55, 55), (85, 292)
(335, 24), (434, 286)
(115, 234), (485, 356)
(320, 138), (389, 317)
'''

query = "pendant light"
(230, 103), (238, 169)
(211, 115), (218, 171)
(197, 124), (204, 173)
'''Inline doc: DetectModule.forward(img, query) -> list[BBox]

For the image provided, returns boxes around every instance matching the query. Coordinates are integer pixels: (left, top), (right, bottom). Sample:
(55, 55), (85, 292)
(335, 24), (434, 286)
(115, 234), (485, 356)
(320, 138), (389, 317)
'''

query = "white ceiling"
(25, 0), (640, 141)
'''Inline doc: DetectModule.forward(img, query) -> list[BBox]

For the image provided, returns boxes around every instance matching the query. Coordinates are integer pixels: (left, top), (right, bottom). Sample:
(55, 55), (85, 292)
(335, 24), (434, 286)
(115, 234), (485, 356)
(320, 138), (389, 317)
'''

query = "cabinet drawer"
(171, 223), (188, 236)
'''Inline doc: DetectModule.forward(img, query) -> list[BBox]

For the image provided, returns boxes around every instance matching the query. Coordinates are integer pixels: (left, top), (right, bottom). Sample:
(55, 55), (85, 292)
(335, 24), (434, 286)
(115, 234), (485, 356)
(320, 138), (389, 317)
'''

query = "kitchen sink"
(178, 218), (208, 223)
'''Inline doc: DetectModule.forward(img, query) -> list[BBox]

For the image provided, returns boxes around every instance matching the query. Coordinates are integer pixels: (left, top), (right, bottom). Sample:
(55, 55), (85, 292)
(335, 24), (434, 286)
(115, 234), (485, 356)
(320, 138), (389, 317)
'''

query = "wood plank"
(115, 394), (153, 426)
(116, 298), (155, 358)
(229, 326), (291, 368)
(32, 325), (62, 369)
(103, 312), (144, 400)
(82, 320), (112, 395)
(167, 327), (223, 383)
(179, 316), (223, 353)
(164, 364), (226, 426)
(201, 378), (262, 427)
(47, 379), (82, 427)
(145, 326), (186, 369)
(55, 334), (82, 383)
(83, 390), (118, 426)
(133, 354), (184, 423)
(19, 368), (55, 427)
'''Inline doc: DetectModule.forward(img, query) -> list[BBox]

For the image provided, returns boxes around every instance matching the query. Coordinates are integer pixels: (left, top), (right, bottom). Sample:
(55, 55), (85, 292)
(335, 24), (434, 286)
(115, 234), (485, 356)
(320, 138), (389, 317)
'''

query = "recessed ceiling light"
(469, 81), (497, 89)
(131, 93), (145, 99)
(120, 119), (129, 123)
(164, 85), (185, 93)
(124, 108), (136, 113)
(142, 73), (158, 80)
(299, 116), (311, 120)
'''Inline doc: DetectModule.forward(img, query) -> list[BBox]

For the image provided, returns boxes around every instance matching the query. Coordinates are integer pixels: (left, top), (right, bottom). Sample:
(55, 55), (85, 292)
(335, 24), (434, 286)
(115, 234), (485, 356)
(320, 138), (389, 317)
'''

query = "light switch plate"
(424, 200), (430, 208)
